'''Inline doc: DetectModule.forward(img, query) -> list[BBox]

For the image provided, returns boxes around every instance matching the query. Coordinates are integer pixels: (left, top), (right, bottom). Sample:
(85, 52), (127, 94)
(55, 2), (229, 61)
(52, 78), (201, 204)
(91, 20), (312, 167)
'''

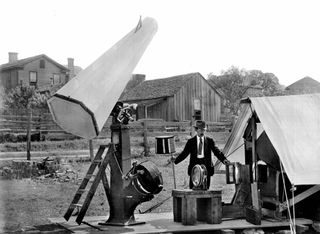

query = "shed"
(120, 72), (223, 122)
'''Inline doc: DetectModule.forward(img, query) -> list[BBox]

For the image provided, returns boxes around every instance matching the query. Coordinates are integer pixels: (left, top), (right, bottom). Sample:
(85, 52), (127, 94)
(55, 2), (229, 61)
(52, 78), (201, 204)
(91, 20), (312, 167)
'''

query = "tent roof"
(222, 93), (320, 185)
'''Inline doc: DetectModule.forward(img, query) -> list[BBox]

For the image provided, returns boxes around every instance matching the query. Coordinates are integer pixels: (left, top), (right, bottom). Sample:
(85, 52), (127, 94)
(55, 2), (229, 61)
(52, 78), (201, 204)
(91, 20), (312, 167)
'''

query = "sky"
(1, 0), (320, 86)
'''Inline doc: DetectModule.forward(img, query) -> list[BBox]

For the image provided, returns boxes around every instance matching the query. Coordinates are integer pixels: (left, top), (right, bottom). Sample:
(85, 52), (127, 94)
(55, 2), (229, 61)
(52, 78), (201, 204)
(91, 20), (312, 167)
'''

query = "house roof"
(120, 72), (221, 101)
(220, 93), (320, 185)
(0, 54), (69, 71)
(285, 76), (320, 93)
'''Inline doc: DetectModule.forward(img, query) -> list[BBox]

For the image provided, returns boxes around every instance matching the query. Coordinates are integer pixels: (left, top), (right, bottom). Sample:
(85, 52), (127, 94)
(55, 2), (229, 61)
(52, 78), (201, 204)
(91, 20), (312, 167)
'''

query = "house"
(0, 52), (77, 92)
(285, 76), (320, 95)
(120, 72), (223, 122)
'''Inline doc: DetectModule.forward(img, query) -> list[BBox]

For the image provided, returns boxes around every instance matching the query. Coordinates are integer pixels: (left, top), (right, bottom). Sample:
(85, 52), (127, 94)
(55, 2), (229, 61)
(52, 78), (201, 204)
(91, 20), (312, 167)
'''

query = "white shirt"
(197, 135), (204, 158)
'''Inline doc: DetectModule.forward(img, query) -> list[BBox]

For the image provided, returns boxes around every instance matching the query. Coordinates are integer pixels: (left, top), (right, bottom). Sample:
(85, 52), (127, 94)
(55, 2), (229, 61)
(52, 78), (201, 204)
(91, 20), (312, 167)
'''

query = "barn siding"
(174, 75), (221, 122)
(22, 59), (67, 88)
(1, 57), (68, 91)
(125, 73), (222, 122)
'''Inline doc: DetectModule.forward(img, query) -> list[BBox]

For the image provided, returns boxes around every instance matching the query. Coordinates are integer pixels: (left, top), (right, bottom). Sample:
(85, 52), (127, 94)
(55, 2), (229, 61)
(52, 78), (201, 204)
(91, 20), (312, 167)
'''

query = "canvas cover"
(221, 94), (320, 185)
(48, 17), (157, 139)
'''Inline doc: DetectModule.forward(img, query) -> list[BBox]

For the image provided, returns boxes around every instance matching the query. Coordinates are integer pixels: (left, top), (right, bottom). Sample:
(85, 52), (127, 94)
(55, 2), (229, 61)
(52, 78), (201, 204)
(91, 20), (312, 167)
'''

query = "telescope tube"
(47, 17), (158, 139)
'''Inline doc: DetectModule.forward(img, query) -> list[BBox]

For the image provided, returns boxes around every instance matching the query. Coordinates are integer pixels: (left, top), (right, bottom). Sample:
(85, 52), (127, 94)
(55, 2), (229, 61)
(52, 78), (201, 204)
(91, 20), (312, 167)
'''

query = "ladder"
(63, 144), (113, 225)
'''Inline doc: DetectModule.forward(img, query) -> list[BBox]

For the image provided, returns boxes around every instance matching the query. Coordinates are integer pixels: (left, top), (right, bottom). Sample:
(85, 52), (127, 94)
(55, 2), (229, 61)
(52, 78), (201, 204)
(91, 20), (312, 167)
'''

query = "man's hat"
(193, 120), (206, 129)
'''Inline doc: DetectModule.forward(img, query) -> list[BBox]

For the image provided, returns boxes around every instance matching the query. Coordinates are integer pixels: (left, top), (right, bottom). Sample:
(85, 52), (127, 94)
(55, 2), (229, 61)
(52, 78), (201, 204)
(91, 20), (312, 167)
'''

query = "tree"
(208, 66), (285, 115)
(245, 70), (285, 96)
(2, 86), (49, 160)
(3, 86), (48, 110)
(209, 66), (247, 115)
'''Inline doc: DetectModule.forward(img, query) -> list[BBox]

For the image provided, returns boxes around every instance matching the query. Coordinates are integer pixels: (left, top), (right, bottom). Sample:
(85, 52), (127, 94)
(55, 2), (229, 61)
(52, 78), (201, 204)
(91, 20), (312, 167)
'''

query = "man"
(172, 120), (230, 189)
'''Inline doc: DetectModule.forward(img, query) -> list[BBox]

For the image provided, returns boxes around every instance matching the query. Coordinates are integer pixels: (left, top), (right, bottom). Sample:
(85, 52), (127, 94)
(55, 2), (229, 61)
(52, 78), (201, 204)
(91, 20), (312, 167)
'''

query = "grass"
(0, 132), (232, 232)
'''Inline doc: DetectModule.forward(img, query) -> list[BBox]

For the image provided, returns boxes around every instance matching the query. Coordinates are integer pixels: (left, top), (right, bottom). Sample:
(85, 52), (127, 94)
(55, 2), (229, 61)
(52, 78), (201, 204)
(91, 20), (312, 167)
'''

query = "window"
(39, 59), (45, 68)
(29, 71), (37, 87)
(53, 74), (60, 84)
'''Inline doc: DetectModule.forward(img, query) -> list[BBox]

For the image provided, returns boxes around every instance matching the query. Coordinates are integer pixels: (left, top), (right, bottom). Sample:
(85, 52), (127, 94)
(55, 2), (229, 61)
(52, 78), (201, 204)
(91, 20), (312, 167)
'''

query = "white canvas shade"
(220, 94), (320, 185)
(48, 17), (158, 139)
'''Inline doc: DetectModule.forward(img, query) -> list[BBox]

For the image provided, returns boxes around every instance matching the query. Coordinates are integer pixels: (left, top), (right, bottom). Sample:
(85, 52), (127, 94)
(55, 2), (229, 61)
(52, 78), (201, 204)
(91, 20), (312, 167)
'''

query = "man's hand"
(223, 159), (231, 165)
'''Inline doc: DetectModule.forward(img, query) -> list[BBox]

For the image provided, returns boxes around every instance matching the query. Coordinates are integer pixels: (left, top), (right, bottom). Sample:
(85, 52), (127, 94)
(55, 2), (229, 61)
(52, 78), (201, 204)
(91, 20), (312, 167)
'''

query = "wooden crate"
(172, 189), (222, 225)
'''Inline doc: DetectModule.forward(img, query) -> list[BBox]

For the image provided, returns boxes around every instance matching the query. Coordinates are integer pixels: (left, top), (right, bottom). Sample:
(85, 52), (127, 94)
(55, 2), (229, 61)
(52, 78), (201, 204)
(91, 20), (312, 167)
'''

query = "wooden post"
(190, 120), (195, 137)
(251, 116), (259, 209)
(89, 139), (94, 162)
(246, 115), (261, 225)
(143, 120), (150, 157)
(38, 113), (42, 141)
(26, 108), (32, 161)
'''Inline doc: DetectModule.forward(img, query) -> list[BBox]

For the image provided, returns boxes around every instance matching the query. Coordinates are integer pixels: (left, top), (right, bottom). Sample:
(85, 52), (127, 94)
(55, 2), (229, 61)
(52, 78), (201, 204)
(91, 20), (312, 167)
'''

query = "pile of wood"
(0, 157), (60, 179)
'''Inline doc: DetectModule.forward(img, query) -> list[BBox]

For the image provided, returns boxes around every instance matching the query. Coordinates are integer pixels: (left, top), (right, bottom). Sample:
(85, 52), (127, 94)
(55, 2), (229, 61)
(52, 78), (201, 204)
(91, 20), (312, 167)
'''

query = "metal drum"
(155, 135), (175, 154)
(132, 161), (163, 195)
(191, 164), (208, 190)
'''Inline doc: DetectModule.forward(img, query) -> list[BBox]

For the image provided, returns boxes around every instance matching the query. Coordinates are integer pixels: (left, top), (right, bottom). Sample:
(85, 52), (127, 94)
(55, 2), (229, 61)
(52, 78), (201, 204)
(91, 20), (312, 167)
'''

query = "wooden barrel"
(155, 135), (175, 154)
(132, 161), (163, 195)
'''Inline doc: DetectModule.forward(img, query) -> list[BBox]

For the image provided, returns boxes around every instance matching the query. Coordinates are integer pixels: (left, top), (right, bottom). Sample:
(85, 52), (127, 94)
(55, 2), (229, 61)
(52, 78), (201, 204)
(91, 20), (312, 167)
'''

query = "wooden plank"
(279, 185), (320, 212)
(295, 224), (309, 234)
(221, 229), (235, 234)
(49, 214), (314, 234)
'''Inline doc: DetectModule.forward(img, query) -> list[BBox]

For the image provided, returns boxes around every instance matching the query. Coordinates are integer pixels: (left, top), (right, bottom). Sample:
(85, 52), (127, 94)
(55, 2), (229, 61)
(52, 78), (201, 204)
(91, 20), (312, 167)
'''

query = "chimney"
(132, 74), (146, 83)
(67, 58), (75, 80)
(8, 52), (18, 63)
(125, 74), (146, 90)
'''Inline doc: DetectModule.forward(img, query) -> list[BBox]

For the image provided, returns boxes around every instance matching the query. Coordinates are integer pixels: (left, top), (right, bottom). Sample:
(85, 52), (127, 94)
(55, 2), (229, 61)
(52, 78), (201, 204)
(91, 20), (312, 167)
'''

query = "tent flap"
(223, 94), (320, 185)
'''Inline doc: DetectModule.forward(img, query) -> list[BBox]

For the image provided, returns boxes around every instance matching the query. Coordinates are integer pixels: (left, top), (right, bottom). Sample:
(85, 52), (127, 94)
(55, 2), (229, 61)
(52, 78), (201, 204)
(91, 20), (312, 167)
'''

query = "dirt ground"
(0, 132), (232, 232)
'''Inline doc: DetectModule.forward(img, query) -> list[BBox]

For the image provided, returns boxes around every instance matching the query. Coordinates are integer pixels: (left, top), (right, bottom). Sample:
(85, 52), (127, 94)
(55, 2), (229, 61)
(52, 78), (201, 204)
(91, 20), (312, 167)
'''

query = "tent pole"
(292, 184), (296, 234)
(251, 115), (259, 210)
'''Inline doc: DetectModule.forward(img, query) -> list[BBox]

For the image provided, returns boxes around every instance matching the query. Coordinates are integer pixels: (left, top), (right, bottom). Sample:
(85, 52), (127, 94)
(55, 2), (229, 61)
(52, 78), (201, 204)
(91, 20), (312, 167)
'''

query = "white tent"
(219, 94), (320, 185)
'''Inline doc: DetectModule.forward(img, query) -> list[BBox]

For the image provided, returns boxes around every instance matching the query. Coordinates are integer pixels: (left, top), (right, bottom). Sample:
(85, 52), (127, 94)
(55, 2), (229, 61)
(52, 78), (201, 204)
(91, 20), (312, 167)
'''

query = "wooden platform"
(49, 212), (313, 234)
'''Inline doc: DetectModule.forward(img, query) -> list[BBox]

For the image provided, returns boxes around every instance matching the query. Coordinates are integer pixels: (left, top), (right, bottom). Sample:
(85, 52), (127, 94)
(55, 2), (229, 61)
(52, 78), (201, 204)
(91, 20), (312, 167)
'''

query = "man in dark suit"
(172, 120), (230, 189)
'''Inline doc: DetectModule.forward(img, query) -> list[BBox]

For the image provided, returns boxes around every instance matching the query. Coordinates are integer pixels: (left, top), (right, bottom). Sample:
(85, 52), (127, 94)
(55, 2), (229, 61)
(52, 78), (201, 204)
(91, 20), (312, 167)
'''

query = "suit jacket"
(174, 135), (226, 176)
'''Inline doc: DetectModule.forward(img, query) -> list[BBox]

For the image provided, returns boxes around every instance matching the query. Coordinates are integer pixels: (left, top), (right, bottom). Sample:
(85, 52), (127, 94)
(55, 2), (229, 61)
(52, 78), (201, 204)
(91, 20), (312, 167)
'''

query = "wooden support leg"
(181, 196), (196, 225)
(208, 197), (222, 224)
(197, 198), (207, 222)
(173, 196), (181, 222)
(295, 224), (309, 234)
(221, 229), (235, 234)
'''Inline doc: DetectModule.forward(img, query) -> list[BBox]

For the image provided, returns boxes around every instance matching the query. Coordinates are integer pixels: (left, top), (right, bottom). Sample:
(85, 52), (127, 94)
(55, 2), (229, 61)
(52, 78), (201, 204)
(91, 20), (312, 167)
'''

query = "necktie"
(198, 137), (203, 155)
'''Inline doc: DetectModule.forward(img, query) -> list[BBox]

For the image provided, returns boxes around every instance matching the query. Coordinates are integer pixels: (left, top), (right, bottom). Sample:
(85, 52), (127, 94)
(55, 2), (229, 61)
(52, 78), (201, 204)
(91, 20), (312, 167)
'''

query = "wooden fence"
(0, 111), (233, 142)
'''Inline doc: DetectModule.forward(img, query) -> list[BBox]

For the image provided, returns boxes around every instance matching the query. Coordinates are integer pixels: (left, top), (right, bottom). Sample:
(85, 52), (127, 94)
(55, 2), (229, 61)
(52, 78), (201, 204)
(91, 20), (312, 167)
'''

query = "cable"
(292, 184), (296, 234)
(226, 142), (245, 158)
(279, 161), (295, 234)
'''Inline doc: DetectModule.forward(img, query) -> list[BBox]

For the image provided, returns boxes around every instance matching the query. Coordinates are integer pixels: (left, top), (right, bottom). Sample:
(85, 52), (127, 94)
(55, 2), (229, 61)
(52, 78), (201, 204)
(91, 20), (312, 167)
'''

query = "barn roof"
(285, 76), (320, 94)
(120, 72), (221, 101)
(220, 93), (320, 185)
(0, 54), (69, 71)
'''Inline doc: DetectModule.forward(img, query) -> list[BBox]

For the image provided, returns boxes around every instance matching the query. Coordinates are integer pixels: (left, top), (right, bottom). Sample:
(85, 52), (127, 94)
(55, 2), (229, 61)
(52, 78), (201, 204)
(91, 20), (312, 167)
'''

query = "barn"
(120, 72), (223, 122)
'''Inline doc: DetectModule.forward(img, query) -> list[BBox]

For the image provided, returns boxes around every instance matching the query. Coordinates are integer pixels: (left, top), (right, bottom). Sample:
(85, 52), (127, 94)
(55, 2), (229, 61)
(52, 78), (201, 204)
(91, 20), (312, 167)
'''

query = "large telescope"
(48, 17), (157, 139)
